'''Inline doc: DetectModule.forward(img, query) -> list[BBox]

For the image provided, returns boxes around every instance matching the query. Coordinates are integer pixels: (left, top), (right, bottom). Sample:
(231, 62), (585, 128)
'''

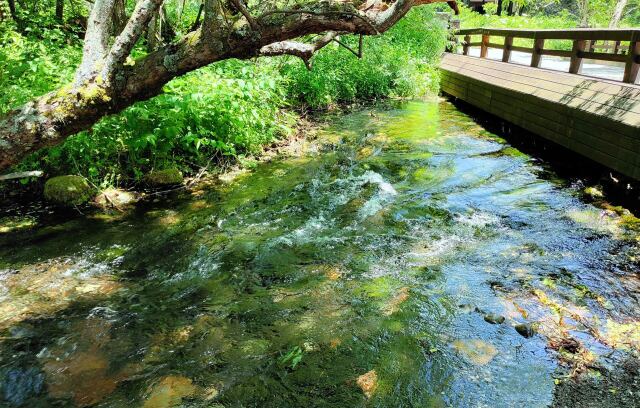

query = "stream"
(0, 100), (638, 407)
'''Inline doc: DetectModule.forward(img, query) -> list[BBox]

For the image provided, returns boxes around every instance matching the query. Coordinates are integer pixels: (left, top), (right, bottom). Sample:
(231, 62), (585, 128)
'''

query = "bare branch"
(260, 31), (338, 70)
(1, 0), (452, 171)
(334, 34), (363, 58)
(0, 171), (43, 181)
(258, 9), (379, 35)
(229, 0), (258, 31)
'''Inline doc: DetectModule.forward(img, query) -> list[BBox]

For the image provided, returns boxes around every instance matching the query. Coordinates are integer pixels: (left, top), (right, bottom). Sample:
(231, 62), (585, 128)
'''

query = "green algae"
(144, 168), (184, 186)
(43, 175), (93, 206)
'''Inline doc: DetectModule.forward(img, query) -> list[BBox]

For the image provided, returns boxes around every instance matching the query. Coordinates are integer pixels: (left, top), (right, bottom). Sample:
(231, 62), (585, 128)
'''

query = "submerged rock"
(144, 376), (196, 408)
(144, 168), (184, 187)
(43, 175), (93, 206)
(382, 287), (410, 316)
(515, 323), (536, 338)
(484, 313), (505, 324)
(93, 188), (139, 210)
(0, 367), (44, 406)
(356, 370), (378, 399)
(452, 339), (498, 365)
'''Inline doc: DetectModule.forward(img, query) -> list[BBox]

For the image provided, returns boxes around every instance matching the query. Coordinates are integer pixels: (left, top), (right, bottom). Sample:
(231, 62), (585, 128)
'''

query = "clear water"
(0, 100), (638, 407)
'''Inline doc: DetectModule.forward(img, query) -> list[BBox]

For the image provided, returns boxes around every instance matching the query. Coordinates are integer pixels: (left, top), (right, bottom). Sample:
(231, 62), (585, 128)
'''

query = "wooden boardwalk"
(440, 29), (640, 180)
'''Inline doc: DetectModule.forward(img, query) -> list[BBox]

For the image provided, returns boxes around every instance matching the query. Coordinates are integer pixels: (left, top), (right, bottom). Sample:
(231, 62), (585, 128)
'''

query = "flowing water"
(0, 100), (639, 407)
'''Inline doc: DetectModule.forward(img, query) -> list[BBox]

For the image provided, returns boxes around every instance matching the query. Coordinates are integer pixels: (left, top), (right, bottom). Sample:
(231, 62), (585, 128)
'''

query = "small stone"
(515, 323), (535, 338)
(144, 168), (184, 187)
(356, 370), (378, 399)
(452, 339), (498, 365)
(44, 175), (93, 206)
(484, 314), (505, 324)
(93, 188), (139, 210)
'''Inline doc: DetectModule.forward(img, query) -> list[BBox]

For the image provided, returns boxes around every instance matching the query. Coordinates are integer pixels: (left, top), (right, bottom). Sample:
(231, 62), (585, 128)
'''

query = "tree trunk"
(578, 0), (590, 27)
(55, 0), (63, 21)
(0, 0), (454, 173)
(608, 0), (628, 28)
(506, 1), (514, 16)
(112, 0), (127, 35)
(146, 13), (161, 51)
(6, 0), (18, 21)
(496, 0), (502, 16)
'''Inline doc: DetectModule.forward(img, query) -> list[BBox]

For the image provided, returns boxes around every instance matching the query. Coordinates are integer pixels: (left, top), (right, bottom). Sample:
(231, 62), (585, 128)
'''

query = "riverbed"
(0, 100), (638, 407)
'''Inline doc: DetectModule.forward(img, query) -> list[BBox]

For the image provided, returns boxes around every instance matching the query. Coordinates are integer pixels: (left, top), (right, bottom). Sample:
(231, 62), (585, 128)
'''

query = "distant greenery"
(283, 7), (446, 109)
(457, 5), (577, 50)
(1, 5), (447, 189)
(0, 22), (82, 114)
(458, 5), (576, 30)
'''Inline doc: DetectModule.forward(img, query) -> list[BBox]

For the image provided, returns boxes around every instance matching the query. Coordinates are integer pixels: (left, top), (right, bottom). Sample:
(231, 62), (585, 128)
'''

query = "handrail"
(451, 28), (640, 84)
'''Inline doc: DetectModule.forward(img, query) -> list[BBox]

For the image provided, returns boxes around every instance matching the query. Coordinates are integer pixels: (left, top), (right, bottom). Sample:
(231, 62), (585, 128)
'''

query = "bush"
(282, 7), (447, 109)
(0, 20), (82, 115)
(16, 60), (296, 187)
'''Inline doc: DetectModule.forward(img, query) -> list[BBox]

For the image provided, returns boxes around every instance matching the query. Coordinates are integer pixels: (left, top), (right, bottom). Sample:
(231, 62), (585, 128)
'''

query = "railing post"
(569, 40), (586, 74)
(480, 34), (490, 58)
(531, 38), (544, 67)
(502, 36), (513, 62)
(623, 41), (640, 84)
(463, 34), (471, 56)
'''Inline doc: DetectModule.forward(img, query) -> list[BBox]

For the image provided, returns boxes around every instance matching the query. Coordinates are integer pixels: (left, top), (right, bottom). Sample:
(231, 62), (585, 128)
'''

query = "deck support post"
(623, 41), (639, 84)
(569, 40), (586, 74)
(480, 34), (489, 58)
(463, 34), (471, 56)
(502, 36), (513, 62)
(531, 38), (544, 67)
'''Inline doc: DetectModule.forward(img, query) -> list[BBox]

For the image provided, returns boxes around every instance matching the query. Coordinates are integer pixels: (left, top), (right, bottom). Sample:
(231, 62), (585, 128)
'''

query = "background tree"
(0, 0), (457, 173)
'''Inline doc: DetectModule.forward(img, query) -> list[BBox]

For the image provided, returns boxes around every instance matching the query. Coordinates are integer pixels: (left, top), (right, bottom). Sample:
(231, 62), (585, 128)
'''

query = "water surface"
(0, 100), (638, 407)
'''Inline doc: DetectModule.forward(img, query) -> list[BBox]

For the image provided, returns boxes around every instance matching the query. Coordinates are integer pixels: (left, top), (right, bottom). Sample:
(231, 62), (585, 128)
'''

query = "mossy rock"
(144, 168), (184, 187)
(44, 175), (93, 206)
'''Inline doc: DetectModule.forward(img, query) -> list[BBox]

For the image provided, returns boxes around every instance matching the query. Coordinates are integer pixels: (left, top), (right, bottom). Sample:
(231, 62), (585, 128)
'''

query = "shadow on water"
(446, 96), (640, 215)
(0, 100), (639, 407)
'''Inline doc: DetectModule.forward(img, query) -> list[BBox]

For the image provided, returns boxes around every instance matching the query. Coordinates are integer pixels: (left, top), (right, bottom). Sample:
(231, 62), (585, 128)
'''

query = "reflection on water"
(0, 100), (638, 407)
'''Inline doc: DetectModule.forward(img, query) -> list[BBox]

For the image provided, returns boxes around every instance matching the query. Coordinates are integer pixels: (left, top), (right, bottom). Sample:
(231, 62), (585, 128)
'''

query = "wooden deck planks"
(440, 53), (640, 179)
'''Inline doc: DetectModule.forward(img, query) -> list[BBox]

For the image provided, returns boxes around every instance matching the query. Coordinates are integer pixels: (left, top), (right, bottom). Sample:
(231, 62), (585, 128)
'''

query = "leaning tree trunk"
(608, 0), (628, 28)
(0, 0), (458, 173)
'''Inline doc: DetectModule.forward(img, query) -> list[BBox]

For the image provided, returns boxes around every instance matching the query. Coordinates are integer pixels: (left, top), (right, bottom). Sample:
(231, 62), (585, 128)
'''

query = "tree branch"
(260, 32), (338, 69)
(75, 0), (117, 82)
(229, 0), (258, 31)
(101, 0), (164, 81)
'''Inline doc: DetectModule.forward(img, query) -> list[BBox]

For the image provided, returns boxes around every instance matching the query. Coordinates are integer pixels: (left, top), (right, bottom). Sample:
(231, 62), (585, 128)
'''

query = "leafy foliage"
(0, 20), (82, 114)
(16, 61), (296, 187)
(283, 7), (447, 109)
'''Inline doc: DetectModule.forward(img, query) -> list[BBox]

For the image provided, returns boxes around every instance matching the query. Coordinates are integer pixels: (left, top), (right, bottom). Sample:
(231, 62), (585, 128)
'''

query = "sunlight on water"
(0, 100), (638, 407)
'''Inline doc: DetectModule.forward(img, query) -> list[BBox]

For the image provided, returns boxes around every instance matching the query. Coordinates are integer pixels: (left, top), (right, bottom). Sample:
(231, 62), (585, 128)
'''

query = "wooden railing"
(453, 28), (640, 84)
